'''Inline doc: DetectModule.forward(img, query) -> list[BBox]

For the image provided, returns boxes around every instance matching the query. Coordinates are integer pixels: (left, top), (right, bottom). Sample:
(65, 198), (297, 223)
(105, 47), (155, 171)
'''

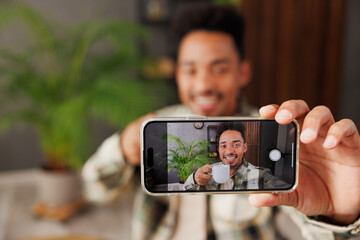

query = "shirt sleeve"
(280, 206), (360, 239)
(305, 215), (360, 239)
(183, 172), (199, 190)
(81, 132), (136, 204)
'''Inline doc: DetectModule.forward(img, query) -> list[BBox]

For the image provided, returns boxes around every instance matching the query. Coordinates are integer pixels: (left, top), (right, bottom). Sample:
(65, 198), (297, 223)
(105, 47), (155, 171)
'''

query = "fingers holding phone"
(194, 164), (213, 186)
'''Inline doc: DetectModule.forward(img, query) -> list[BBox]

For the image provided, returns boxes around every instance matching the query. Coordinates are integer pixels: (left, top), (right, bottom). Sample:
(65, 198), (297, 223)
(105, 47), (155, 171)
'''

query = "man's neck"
(230, 165), (241, 176)
(229, 159), (247, 176)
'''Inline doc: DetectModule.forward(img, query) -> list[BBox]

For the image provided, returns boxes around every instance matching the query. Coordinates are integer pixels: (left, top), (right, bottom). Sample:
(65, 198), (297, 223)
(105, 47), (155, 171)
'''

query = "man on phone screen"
(184, 122), (290, 190)
(82, 3), (360, 240)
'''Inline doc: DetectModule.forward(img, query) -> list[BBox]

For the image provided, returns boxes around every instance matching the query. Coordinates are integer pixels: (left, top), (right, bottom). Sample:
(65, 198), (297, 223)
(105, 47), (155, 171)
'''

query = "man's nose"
(225, 145), (235, 154)
(193, 69), (216, 93)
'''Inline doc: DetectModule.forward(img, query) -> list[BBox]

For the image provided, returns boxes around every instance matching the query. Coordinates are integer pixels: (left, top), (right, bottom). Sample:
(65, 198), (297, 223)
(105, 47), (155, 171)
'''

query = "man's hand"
(194, 164), (213, 186)
(120, 113), (157, 166)
(249, 100), (360, 225)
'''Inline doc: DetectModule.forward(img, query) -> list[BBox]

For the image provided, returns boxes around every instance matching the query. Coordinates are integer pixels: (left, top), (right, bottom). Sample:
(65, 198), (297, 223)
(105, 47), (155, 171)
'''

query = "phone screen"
(142, 118), (298, 194)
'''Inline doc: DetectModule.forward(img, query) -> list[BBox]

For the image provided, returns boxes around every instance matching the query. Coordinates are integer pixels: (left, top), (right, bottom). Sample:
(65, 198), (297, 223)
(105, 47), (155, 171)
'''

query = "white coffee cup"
(210, 165), (230, 184)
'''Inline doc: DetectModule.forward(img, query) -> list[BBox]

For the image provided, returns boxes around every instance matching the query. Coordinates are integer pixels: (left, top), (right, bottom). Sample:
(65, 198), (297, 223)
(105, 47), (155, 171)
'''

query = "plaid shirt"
(82, 102), (360, 240)
(184, 161), (290, 191)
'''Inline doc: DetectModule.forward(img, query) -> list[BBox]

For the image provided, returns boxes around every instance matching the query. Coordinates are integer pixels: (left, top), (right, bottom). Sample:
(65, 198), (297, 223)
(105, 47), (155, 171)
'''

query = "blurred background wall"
(242, 0), (360, 124)
(340, 0), (360, 127)
(0, 0), (359, 171)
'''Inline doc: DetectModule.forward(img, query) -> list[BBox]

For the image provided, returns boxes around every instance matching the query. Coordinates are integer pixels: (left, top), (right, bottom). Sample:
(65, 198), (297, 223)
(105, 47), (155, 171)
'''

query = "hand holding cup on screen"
(194, 164), (213, 186)
(195, 164), (230, 185)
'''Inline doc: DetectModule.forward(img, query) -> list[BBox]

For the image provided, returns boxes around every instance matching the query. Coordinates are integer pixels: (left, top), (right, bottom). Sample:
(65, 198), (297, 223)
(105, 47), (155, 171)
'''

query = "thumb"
(248, 193), (297, 208)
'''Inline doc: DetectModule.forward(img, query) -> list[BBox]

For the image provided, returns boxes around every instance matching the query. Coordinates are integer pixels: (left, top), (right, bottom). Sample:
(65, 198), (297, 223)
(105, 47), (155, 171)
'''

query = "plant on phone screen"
(164, 134), (216, 183)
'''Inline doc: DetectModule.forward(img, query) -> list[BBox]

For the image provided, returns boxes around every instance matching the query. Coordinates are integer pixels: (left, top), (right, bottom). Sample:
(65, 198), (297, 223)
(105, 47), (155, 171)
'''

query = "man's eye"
(233, 143), (241, 147)
(213, 66), (229, 74)
(220, 145), (226, 149)
(183, 68), (196, 75)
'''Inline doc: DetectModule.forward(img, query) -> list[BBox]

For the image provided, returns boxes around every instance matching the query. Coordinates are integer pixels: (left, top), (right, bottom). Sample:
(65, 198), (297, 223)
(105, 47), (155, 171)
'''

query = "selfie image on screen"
(143, 120), (297, 193)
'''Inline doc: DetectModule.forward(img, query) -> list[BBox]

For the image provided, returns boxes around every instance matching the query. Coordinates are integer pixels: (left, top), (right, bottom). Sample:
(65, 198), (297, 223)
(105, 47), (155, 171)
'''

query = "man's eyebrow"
(220, 140), (242, 144)
(212, 58), (230, 65)
(179, 58), (230, 66)
(179, 61), (195, 66)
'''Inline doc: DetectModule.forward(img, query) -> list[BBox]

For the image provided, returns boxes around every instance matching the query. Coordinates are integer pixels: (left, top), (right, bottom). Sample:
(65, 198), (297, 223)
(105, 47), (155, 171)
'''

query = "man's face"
(218, 130), (247, 170)
(176, 31), (250, 116)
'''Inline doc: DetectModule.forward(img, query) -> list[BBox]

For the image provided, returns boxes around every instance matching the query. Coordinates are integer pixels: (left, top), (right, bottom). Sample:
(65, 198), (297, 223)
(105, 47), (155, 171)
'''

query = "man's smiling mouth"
(224, 154), (238, 163)
(194, 95), (219, 105)
(191, 92), (223, 113)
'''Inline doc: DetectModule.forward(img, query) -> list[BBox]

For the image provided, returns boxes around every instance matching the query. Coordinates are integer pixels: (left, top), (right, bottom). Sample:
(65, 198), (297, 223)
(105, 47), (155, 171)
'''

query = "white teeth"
(195, 96), (218, 105)
(225, 156), (235, 160)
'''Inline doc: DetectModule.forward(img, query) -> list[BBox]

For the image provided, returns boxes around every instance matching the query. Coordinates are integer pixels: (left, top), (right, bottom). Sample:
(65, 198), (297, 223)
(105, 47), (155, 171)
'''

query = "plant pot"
(36, 168), (82, 208)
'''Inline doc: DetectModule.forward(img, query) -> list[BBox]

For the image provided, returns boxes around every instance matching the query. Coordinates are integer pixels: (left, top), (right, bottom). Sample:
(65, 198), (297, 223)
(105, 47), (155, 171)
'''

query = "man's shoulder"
(243, 162), (271, 174)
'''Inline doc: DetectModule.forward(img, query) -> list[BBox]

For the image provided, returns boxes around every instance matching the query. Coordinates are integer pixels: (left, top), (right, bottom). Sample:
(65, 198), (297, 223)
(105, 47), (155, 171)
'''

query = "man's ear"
(238, 60), (251, 88)
(243, 143), (248, 153)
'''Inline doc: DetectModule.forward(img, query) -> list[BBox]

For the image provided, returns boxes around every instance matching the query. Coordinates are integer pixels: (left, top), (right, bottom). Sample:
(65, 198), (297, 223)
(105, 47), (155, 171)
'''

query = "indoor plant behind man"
(0, 2), (165, 220)
(82, 3), (360, 239)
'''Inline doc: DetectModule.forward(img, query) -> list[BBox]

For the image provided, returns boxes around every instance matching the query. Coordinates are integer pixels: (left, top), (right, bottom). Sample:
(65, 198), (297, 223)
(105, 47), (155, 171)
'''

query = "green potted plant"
(165, 134), (216, 183)
(0, 2), (167, 218)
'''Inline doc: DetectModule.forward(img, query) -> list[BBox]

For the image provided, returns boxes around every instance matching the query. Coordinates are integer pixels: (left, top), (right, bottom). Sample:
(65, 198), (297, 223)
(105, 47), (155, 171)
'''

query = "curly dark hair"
(172, 3), (245, 59)
(216, 122), (246, 143)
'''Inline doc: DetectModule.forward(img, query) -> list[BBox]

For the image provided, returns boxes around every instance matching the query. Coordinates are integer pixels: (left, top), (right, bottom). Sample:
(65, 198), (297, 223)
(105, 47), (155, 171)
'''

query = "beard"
(223, 153), (240, 169)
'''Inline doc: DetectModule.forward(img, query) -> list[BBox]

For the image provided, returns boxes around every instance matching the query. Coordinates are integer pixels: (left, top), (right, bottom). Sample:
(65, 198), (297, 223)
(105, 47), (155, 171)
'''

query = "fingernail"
(300, 129), (316, 142)
(323, 135), (337, 149)
(275, 110), (293, 122)
(259, 106), (266, 116)
(259, 105), (276, 116)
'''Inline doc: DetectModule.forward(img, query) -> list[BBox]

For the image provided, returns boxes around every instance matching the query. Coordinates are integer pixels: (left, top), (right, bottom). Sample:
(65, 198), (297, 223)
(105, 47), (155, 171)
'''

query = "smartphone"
(141, 117), (299, 195)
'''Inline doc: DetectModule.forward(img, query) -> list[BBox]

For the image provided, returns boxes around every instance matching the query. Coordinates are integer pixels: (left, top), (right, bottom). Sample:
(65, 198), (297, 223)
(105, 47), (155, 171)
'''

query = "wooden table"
(0, 169), (133, 240)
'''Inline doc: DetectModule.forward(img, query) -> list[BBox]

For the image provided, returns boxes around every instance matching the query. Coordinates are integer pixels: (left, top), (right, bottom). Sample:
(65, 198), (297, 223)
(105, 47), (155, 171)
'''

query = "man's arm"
(81, 113), (156, 203)
(81, 105), (193, 202)
(183, 172), (199, 190)
(183, 164), (213, 190)
(121, 113), (157, 166)
(81, 133), (135, 203)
